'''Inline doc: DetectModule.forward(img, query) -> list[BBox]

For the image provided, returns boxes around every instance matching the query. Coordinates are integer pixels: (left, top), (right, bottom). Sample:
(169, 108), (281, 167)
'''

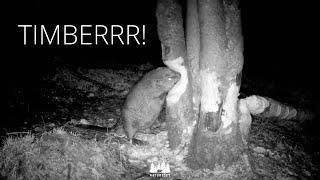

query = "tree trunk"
(121, 0), (314, 178)
(157, 0), (252, 173)
(187, 0), (249, 170)
(156, 0), (195, 150)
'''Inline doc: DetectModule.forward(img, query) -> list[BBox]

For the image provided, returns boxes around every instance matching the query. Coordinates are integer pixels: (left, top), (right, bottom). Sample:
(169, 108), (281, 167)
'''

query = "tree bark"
(123, 0), (314, 177)
(156, 0), (195, 150)
(157, 0), (251, 171)
(156, 0), (253, 175)
(243, 95), (315, 122)
(186, 0), (201, 112)
(185, 0), (248, 169)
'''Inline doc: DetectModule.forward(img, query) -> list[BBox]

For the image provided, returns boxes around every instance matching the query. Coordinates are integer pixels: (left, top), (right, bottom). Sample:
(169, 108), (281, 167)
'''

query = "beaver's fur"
(122, 67), (180, 140)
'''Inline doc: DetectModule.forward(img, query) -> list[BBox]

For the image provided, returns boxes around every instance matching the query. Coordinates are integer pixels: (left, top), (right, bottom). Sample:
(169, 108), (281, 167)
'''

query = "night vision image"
(2, 0), (319, 179)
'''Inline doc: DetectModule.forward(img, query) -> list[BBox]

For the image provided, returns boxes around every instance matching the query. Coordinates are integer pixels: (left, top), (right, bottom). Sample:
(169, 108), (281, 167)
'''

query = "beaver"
(122, 67), (180, 141)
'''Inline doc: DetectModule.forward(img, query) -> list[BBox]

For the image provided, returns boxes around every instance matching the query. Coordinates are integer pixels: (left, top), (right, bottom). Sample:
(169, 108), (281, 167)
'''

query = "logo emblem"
(149, 160), (170, 177)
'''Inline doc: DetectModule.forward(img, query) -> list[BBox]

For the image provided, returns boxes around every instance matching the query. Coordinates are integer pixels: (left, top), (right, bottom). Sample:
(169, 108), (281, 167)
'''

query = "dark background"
(7, 0), (317, 83)
(5, 0), (319, 117)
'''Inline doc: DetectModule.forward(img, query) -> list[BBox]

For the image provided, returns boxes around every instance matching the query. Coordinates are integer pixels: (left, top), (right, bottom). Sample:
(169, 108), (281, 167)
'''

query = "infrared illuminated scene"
(2, 0), (319, 179)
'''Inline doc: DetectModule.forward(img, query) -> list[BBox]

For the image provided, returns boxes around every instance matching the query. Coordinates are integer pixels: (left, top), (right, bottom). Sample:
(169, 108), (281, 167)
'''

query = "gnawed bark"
(117, 1), (198, 176)
(120, 0), (253, 177)
(156, 0), (195, 150)
(186, 0), (251, 172)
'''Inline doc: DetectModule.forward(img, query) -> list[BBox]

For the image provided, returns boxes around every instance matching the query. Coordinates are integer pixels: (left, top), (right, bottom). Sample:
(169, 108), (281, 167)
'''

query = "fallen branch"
(243, 95), (315, 122)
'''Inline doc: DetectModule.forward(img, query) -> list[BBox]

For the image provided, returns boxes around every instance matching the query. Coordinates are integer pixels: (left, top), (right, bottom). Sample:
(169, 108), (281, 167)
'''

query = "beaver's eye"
(168, 78), (172, 81)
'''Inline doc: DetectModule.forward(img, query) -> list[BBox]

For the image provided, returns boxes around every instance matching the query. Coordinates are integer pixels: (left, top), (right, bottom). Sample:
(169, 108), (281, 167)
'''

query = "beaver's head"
(153, 67), (181, 92)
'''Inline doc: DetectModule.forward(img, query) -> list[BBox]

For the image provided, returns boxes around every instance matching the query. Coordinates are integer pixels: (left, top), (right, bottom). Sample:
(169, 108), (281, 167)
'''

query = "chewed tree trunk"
(156, 0), (196, 150)
(122, 0), (315, 178)
(157, 0), (252, 173)
(186, 0), (248, 169)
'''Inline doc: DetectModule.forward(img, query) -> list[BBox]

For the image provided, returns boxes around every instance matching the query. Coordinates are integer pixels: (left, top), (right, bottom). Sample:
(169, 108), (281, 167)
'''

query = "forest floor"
(1, 57), (319, 179)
